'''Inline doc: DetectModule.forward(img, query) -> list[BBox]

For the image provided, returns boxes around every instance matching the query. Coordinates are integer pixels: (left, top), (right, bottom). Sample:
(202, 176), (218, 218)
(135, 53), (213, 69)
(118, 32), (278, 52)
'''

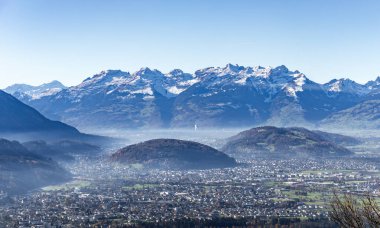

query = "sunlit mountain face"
(1, 67), (380, 227)
(1, 0), (380, 226)
(7, 64), (380, 131)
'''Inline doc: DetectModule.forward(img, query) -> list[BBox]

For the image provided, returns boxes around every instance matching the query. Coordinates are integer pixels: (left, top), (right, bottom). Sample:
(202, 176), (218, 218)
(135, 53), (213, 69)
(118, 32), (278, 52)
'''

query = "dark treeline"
(89, 217), (338, 228)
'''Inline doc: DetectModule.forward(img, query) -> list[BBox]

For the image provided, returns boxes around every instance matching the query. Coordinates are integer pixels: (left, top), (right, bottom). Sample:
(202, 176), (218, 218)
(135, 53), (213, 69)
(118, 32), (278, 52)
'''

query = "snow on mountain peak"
(193, 64), (307, 92)
(224, 63), (245, 73)
(137, 67), (151, 73)
(294, 74), (306, 86)
(267, 66), (303, 87)
(326, 78), (345, 92)
(134, 67), (163, 77)
(80, 70), (129, 88)
(68, 67), (202, 99)
(365, 76), (380, 90)
(21, 64), (376, 103)
(272, 65), (289, 74)
(167, 69), (184, 77)
(191, 64), (311, 100)
(4, 80), (67, 100)
(323, 78), (369, 95)
(282, 73), (307, 98)
(42, 80), (65, 88)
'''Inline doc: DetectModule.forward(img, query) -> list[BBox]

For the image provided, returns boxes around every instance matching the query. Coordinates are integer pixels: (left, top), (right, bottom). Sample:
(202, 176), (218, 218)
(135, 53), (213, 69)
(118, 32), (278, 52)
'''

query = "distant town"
(1, 0), (380, 227)
(1, 155), (379, 227)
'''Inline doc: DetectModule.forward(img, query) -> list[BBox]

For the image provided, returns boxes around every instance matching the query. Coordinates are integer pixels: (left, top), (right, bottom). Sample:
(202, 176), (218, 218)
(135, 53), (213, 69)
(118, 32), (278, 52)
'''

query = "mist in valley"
(1, 0), (380, 225)
(13, 126), (380, 188)
(1, 124), (380, 227)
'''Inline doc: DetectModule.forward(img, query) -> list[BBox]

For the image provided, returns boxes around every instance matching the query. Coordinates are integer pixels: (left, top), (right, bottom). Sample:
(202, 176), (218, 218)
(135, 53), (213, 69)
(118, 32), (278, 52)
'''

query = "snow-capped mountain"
(11, 64), (380, 130)
(17, 68), (199, 129)
(363, 76), (380, 100)
(4, 80), (66, 100)
(60, 68), (198, 101)
(323, 78), (370, 96)
(172, 64), (367, 127)
(365, 76), (380, 90)
(171, 64), (312, 127)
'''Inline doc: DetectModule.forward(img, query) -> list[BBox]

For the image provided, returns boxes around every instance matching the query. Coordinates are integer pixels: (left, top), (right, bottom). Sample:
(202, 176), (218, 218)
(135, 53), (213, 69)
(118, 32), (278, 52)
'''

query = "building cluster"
(1, 157), (379, 227)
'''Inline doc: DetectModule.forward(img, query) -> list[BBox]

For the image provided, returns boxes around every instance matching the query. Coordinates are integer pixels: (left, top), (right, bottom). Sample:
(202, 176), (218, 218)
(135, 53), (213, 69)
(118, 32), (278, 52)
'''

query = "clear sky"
(0, 0), (379, 88)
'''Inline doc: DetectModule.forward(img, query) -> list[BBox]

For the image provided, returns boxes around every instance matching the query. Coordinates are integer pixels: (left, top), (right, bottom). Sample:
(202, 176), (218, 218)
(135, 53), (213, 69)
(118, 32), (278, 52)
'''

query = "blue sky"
(0, 0), (379, 88)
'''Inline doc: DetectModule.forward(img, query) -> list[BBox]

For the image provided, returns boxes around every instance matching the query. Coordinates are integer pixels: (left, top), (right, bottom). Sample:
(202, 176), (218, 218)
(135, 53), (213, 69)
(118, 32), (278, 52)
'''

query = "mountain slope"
(111, 139), (237, 169)
(0, 138), (71, 194)
(13, 64), (380, 130)
(23, 140), (102, 161)
(365, 76), (380, 90)
(0, 90), (107, 143)
(20, 69), (198, 129)
(0, 90), (78, 134)
(320, 100), (380, 129)
(312, 130), (362, 146)
(171, 65), (365, 127)
(222, 126), (353, 159)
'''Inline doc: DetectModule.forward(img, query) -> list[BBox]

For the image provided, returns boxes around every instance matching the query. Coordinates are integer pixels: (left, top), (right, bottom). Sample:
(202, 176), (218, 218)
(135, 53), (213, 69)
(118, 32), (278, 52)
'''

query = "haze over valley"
(1, 0), (380, 226)
(1, 68), (380, 226)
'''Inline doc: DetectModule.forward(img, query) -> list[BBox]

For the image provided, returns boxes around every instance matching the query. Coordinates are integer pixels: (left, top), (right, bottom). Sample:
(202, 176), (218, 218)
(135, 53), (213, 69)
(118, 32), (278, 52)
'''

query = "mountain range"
(4, 80), (66, 100)
(5, 64), (380, 130)
(0, 138), (71, 194)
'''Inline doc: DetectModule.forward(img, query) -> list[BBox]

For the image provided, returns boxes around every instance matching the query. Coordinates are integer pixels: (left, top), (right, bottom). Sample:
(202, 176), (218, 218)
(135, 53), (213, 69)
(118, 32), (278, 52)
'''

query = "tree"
(330, 192), (380, 228)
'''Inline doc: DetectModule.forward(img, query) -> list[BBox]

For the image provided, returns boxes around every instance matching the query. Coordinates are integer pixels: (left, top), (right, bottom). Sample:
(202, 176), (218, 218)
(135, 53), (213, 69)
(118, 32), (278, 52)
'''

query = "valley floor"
(1, 129), (379, 227)
(1, 156), (380, 227)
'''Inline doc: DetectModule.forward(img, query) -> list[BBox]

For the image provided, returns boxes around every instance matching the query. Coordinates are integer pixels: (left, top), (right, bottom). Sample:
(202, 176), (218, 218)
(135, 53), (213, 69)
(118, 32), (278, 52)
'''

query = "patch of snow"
(292, 74), (306, 94)
(131, 87), (154, 96)
(282, 74), (306, 98)
(143, 95), (155, 100)
(328, 80), (342, 92)
(324, 78), (370, 96)
(105, 76), (134, 86)
(167, 86), (186, 95)
(235, 77), (247, 85)
(30, 88), (63, 100)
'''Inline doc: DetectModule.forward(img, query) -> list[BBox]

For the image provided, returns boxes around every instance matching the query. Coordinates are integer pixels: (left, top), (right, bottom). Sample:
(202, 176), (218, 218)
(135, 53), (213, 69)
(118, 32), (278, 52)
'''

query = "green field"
(130, 163), (144, 169)
(277, 189), (333, 206)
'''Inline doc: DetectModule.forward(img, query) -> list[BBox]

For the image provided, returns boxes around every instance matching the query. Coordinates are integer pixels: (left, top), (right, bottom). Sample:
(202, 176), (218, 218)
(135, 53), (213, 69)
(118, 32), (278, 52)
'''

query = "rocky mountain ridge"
(7, 64), (380, 129)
